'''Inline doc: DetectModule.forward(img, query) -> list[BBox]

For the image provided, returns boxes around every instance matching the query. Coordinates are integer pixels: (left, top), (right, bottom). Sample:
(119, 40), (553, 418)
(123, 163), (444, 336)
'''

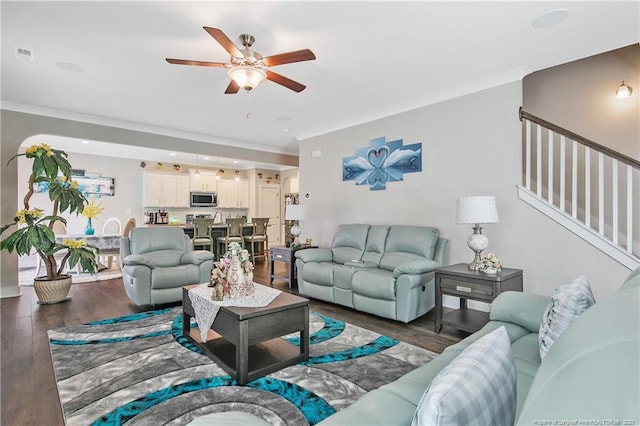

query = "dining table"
(54, 233), (121, 272)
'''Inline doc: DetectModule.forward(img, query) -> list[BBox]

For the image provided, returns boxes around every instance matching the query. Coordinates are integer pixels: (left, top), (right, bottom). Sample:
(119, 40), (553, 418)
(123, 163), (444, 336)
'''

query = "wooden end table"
(435, 263), (523, 334)
(182, 284), (309, 385)
(269, 244), (317, 288)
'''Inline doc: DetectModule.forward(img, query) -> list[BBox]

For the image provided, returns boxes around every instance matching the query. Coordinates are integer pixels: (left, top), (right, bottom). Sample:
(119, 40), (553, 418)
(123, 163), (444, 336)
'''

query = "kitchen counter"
(145, 223), (254, 229)
(144, 223), (256, 258)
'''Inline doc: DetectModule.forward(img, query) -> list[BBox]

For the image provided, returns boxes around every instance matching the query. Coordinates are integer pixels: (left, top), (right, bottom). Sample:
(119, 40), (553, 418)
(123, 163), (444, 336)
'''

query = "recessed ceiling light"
(532, 9), (570, 29)
(81, 140), (89, 144)
(282, 128), (290, 133)
(169, 152), (176, 156)
(203, 156), (210, 160)
(55, 61), (85, 72)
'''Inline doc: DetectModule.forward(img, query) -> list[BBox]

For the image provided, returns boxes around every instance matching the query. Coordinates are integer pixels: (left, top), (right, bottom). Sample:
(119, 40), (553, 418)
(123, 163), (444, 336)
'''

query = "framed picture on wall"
(34, 175), (115, 196)
(74, 176), (115, 196)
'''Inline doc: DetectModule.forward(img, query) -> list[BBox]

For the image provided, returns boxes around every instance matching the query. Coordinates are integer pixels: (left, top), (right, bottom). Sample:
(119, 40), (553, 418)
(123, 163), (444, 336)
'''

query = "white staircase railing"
(518, 108), (640, 270)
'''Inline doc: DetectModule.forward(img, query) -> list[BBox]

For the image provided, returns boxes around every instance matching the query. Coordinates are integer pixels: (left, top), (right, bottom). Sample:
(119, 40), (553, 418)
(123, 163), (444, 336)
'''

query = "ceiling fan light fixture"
(228, 66), (266, 91)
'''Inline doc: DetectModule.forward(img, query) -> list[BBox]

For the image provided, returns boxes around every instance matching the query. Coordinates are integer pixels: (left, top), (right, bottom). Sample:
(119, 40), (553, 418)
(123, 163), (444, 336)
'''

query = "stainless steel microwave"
(190, 192), (217, 207)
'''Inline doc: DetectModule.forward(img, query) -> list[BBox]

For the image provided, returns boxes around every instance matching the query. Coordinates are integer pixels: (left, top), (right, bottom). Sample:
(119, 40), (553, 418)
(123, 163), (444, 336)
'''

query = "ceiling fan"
(166, 27), (316, 94)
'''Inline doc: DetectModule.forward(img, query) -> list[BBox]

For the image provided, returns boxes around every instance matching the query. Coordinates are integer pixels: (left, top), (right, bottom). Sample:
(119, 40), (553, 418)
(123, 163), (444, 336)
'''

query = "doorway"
(258, 185), (281, 245)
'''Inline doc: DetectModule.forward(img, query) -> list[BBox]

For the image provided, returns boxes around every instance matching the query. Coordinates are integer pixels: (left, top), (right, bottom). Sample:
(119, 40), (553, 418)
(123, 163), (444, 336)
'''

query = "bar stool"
(192, 218), (215, 252)
(216, 217), (245, 256)
(244, 217), (269, 263)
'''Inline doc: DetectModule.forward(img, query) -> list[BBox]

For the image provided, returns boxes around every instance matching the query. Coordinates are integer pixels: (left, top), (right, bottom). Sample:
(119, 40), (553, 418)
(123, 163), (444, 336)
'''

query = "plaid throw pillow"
(539, 275), (595, 360)
(412, 326), (516, 426)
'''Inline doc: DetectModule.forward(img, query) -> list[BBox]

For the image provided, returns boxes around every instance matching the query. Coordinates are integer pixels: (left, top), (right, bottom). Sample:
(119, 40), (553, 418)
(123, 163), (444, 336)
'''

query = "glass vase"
(84, 218), (95, 235)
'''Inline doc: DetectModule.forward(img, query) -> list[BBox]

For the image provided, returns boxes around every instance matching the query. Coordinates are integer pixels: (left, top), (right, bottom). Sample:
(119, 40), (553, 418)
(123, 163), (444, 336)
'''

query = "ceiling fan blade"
(166, 58), (227, 67)
(263, 49), (316, 67)
(266, 71), (306, 92)
(224, 80), (241, 94)
(203, 27), (244, 58)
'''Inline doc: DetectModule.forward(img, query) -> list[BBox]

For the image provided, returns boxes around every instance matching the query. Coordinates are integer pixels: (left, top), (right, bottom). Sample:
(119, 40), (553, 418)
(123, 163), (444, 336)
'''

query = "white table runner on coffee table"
(188, 283), (282, 342)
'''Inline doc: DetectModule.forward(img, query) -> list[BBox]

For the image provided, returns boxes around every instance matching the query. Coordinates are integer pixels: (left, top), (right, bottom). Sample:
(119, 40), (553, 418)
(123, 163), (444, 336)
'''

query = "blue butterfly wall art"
(342, 136), (422, 190)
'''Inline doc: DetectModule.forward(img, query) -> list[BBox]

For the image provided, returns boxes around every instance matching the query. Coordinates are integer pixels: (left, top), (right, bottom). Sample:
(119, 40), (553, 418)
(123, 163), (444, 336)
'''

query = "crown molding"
(0, 101), (296, 156)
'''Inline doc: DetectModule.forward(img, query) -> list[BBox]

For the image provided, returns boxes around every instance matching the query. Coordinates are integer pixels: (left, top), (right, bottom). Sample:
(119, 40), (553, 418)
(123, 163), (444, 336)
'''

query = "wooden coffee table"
(182, 284), (310, 385)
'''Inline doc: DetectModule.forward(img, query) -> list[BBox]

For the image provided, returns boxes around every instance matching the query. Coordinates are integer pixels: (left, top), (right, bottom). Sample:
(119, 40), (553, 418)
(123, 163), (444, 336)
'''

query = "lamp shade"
(285, 205), (305, 221)
(456, 196), (499, 224)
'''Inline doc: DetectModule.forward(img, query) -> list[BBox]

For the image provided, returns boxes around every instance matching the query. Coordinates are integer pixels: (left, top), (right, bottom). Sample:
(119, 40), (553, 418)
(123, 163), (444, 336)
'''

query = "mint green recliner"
(120, 227), (214, 306)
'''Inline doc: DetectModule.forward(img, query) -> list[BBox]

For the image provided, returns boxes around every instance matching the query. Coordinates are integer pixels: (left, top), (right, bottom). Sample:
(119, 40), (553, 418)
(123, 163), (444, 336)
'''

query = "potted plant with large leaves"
(1, 143), (99, 304)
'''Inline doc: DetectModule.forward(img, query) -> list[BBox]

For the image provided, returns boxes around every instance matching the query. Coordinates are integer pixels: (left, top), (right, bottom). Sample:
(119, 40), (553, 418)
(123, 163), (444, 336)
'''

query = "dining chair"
(122, 217), (136, 238)
(244, 217), (269, 263)
(192, 218), (215, 252)
(99, 217), (125, 270)
(216, 217), (245, 256)
(102, 217), (122, 235)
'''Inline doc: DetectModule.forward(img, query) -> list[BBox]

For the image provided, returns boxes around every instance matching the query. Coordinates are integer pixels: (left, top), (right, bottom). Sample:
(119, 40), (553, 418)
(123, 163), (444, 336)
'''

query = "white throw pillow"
(412, 326), (516, 426)
(539, 275), (595, 360)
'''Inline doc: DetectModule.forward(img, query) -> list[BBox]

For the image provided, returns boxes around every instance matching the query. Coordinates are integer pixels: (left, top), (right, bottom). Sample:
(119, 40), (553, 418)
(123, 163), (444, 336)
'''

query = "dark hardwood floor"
(0, 260), (467, 425)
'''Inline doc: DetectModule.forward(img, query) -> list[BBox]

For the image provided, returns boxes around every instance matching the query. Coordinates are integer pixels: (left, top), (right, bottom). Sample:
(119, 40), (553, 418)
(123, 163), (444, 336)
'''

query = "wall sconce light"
(616, 81), (633, 99)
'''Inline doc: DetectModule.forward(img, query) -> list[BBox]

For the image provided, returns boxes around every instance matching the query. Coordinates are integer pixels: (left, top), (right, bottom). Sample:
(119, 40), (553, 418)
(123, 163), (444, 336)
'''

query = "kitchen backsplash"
(143, 207), (248, 225)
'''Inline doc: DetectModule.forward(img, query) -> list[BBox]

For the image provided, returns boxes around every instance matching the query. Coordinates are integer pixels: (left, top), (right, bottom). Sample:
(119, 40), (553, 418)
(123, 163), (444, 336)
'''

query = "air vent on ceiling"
(15, 47), (34, 61)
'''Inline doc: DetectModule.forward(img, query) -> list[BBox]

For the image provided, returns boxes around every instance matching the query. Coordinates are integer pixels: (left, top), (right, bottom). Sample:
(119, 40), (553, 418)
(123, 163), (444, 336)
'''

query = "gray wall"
(298, 81), (630, 301)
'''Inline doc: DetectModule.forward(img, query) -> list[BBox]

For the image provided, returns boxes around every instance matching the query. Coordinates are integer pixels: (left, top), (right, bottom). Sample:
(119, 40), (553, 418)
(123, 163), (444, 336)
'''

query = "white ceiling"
(2, 1), (638, 169)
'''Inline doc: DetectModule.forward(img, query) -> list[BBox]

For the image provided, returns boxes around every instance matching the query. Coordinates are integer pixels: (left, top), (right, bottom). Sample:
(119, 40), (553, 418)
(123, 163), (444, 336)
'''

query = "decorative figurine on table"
(209, 263), (227, 301)
(478, 253), (502, 274)
(222, 242), (255, 298)
(209, 242), (255, 299)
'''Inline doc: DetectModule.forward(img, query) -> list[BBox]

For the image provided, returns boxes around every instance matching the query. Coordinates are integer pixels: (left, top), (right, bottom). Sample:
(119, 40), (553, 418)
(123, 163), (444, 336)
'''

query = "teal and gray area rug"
(48, 307), (437, 425)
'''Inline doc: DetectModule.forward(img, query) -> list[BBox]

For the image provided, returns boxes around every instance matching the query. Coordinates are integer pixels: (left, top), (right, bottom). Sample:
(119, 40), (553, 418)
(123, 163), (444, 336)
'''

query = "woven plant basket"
(33, 275), (72, 304)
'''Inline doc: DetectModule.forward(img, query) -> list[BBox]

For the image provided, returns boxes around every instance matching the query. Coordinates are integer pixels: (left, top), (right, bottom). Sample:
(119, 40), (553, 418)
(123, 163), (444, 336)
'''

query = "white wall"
(298, 81), (631, 301)
(524, 44), (639, 160)
(17, 150), (144, 236)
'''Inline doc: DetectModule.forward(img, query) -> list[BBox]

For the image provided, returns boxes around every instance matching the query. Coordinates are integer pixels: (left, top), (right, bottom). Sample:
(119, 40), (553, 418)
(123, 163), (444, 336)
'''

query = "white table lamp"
(456, 196), (499, 270)
(285, 205), (305, 246)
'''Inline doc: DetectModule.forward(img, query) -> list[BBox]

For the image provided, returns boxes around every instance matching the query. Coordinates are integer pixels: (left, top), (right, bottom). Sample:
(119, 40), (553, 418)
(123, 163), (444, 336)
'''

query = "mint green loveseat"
(294, 224), (449, 323)
(317, 267), (640, 425)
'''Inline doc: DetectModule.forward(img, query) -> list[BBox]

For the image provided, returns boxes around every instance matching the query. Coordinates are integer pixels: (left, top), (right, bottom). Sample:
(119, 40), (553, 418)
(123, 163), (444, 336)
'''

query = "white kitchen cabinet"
(175, 174), (190, 207)
(237, 179), (249, 208)
(143, 173), (165, 207)
(143, 172), (190, 207)
(189, 170), (217, 193)
(217, 179), (249, 208)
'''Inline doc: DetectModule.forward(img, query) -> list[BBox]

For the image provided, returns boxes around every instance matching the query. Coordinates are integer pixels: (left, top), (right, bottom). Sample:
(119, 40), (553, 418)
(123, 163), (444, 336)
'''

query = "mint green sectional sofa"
(189, 268), (639, 425)
(318, 267), (640, 425)
(294, 224), (449, 323)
